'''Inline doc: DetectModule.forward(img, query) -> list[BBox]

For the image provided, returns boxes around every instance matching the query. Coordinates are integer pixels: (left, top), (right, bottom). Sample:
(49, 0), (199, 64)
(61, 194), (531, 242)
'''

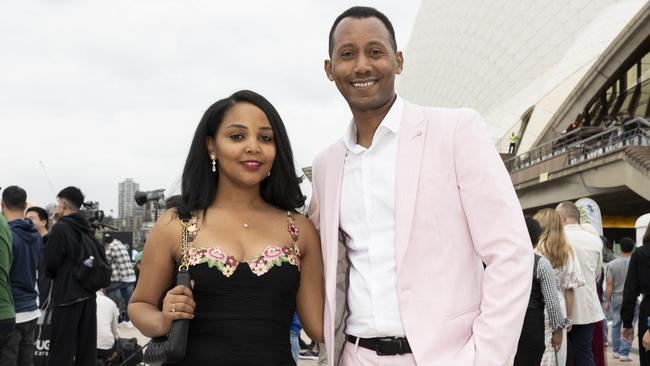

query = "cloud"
(0, 0), (420, 214)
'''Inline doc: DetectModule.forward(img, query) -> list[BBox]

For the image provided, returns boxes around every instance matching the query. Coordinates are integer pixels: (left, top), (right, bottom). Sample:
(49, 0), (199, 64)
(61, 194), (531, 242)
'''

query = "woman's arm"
(564, 288), (574, 332)
(538, 257), (569, 331)
(127, 209), (196, 338)
(294, 214), (324, 343)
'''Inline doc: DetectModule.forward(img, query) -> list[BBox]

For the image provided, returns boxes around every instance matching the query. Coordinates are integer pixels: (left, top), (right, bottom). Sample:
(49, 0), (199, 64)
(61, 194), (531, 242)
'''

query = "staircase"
(625, 146), (650, 171)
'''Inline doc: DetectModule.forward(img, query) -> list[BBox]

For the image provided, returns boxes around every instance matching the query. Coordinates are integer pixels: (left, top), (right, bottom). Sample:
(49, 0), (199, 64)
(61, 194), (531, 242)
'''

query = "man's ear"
(395, 51), (404, 75)
(324, 59), (334, 81)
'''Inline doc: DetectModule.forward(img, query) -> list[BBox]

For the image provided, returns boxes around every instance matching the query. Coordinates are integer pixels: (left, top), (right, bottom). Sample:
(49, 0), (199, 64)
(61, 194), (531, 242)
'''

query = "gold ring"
(171, 303), (176, 313)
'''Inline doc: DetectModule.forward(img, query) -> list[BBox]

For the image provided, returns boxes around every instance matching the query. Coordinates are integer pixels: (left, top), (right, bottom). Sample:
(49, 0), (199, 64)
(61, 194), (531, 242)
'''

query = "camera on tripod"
(80, 201), (105, 230)
(134, 189), (165, 207)
(134, 189), (166, 221)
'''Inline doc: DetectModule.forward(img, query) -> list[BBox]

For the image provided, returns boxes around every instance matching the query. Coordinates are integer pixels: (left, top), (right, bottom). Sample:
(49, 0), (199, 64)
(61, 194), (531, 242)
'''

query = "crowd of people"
(2, 5), (650, 366)
(0, 185), (141, 365)
(512, 203), (650, 365)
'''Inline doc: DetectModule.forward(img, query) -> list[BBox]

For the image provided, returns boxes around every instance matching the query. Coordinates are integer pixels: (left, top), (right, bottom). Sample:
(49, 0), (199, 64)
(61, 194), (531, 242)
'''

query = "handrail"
(504, 117), (650, 173)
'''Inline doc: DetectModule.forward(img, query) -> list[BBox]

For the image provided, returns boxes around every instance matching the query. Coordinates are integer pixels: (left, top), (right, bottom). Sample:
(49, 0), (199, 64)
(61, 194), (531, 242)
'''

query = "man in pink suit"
(308, 6), (534, 366)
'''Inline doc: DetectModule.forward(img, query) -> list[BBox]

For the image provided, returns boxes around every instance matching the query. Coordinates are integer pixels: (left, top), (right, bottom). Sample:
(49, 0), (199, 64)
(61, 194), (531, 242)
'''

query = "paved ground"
(118, 324), (319, 365)
(118, 324), (643, 365)
(605, 336), (642, 365)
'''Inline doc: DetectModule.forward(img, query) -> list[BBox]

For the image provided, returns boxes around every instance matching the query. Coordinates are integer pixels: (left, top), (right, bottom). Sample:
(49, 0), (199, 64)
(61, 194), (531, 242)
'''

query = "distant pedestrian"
(25, 206), (51, 307)
(0, 203), (15, 357)
(103, 233), (135, 324)
(0, 186), (42, 366)
(557, 201), (605, 366)
(95, 290), (119, 364)
(513, 217), (570, 366)
(622, 225), (650, 366)
(44, 186), (105, 366)
(534, 208), (584, 366)
(604, 237), (637, 361)
(509, 132), (518, 154)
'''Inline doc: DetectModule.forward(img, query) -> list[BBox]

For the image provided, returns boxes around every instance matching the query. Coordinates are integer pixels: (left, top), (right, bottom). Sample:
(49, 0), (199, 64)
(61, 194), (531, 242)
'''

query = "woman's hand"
(642, 330), (650, 350)
(551, 329), (563, 350)
(159, 284), (195, 334)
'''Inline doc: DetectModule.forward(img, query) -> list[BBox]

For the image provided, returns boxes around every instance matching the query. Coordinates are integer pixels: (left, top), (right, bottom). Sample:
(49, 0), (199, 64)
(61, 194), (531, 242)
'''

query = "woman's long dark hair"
(180, 90), (304, 217)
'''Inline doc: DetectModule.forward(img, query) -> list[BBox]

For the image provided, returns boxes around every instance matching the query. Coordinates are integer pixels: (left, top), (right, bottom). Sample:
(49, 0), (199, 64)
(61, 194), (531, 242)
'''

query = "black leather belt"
(346, 335), (412, 355)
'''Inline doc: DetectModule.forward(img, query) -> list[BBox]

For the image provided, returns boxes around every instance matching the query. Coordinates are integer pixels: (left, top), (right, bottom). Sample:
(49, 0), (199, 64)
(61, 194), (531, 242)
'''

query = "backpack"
(74, 232), (112, 292)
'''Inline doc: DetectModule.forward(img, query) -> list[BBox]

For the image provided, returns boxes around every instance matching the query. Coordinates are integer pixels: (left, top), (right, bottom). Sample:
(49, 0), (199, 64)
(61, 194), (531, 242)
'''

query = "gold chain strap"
(178, 214), (198, 272)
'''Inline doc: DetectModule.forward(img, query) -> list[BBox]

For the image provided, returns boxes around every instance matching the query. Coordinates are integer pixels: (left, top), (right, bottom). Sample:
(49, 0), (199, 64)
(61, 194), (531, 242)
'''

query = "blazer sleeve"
(453, 109), (534, 366)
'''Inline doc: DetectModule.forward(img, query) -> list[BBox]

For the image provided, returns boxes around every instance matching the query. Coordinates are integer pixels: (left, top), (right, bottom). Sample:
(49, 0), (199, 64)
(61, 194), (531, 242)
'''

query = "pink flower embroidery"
(263, 246), (283, 260)
(287, 223), (299, 240)
(206, 247), (227, 261)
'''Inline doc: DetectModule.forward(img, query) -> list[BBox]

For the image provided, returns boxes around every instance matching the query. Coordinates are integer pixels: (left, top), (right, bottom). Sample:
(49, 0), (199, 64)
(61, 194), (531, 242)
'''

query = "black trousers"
(513, 307), (545, 366)
(0, 318), (37, 366)
(46, 297), (96, 366)
(639, 298), (649, 366)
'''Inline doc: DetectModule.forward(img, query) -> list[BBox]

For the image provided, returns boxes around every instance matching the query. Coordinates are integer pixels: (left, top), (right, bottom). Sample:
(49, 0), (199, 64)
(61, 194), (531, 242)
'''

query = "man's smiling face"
(325, 17), (403, 114)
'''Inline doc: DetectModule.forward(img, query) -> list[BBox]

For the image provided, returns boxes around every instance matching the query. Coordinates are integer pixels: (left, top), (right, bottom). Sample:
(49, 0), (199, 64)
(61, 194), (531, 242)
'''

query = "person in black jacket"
(622, 224), (650, 366)
(43, 186), (106, 366)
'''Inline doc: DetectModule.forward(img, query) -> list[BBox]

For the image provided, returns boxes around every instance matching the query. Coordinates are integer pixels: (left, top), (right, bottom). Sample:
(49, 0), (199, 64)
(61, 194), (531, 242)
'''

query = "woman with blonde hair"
(534, 208), (584, 366)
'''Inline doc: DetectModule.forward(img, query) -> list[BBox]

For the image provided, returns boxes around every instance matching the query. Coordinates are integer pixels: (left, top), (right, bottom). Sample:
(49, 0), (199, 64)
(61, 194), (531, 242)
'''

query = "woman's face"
(209, 102), (276, 188)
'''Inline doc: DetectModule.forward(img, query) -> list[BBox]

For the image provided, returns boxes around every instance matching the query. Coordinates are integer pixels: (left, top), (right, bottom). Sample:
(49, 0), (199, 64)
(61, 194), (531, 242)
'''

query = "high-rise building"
(118, 178), (143, 219)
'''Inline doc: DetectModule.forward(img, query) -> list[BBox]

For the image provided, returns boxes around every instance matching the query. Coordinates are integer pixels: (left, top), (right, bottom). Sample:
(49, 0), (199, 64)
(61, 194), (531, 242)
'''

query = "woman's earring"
(210, 154), (216, 173)
(267, 171), (271, 177)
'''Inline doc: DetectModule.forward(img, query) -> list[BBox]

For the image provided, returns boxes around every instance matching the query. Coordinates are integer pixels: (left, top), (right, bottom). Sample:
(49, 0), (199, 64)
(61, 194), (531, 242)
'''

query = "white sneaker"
(619, 355), (633, 362)
(119, 321), (133, 328)
(612, 352), (620, 359)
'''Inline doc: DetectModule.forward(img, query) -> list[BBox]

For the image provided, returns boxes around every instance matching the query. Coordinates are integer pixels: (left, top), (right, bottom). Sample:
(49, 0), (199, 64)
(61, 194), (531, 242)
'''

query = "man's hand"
(603, 301), (610, 312)
(622, 327), (634, 343)
(642, 330), (650, 350)
(551, 329), (563, 350)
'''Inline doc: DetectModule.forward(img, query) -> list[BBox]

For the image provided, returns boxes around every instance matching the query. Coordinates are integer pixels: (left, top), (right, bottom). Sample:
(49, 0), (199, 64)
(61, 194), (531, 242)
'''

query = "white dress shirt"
(564, 224), (605, 324)
(96, 292), (119, 350)
(340, 97), (405, 337)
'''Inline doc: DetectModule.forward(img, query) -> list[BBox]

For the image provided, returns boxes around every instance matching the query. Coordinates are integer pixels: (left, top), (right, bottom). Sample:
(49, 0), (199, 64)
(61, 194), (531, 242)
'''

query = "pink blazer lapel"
(394, 103), (428, 276)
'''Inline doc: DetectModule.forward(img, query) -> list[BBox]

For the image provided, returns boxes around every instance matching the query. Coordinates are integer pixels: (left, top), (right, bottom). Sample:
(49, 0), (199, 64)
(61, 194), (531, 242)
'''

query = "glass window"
(641, 51), (650, 83)
(621, 87), (636, 111)
(627, 63), (639, 89)
(635, 79), (650, 117)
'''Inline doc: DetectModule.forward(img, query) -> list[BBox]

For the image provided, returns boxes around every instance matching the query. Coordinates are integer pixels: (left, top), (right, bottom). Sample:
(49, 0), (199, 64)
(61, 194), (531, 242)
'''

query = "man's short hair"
(57, 186), (84, 211)
(556, 201), (580, 222)
(1, 185), (27, 211)
(525, 217), (542, 248)
(26, 206), (49, 226)
(619, 237), (635, 253)
(328, 6), (397, 57)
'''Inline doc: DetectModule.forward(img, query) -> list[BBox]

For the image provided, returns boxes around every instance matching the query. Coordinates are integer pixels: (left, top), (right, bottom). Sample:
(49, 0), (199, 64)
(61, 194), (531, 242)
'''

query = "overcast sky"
(0, 0), (421, 216)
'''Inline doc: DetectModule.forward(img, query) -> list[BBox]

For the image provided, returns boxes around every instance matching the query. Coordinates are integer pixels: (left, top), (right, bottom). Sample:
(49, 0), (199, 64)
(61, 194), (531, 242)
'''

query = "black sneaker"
(299, 348), (319, 360)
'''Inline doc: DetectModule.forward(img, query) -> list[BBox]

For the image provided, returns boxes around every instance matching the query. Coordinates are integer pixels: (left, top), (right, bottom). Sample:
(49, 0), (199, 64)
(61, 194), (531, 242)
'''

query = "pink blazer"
(308, 101), (533, 366)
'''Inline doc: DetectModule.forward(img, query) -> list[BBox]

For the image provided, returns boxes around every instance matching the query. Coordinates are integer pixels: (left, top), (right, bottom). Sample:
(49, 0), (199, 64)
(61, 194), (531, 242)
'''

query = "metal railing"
(504, 117), (650, 173)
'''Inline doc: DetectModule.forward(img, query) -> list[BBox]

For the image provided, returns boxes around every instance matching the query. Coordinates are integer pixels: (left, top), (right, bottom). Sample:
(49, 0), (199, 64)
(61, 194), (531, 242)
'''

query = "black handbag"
(143, 214), (196, 365)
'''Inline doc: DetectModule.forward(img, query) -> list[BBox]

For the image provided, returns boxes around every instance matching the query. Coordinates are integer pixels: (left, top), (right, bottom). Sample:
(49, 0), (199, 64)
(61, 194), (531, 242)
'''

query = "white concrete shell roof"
(398, 0), (647, 153)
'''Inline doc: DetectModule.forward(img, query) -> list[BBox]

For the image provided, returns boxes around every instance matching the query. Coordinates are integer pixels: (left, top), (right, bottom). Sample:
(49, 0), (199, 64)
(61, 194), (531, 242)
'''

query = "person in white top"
(96, 289), (119, 363)
(556, 201), (604, 366)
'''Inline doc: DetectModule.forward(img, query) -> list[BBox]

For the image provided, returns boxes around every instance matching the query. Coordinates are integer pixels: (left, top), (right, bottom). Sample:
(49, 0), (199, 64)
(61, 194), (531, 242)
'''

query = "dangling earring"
(267, 171), (271, 177)
(210, 154), (216, 173)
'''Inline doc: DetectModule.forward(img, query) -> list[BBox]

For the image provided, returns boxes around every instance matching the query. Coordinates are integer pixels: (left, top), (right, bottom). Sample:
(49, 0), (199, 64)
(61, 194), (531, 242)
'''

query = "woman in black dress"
(129, 90), (324, 365)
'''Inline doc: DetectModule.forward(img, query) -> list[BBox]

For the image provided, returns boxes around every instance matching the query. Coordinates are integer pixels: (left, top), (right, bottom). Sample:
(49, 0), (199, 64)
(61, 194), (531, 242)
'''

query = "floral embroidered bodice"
(177, 211), (301, 366)
(185, 212), (302, 277)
